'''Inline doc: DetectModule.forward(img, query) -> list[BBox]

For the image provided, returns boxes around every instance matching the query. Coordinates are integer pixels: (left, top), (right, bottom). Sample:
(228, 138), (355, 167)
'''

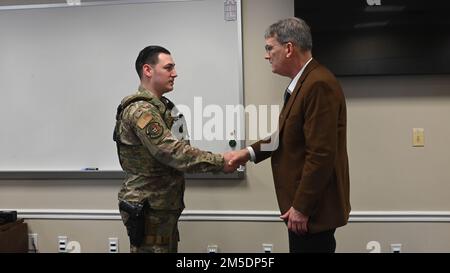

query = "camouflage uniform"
(114, 86), (224, 253)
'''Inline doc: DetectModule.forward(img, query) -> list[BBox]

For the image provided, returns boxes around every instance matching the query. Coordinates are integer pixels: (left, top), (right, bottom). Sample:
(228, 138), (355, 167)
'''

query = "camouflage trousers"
(121, 208), (182, 253)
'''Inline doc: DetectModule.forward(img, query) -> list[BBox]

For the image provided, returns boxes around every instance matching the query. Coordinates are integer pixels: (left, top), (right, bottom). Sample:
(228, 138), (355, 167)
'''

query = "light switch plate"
(412, 128), (425, 147)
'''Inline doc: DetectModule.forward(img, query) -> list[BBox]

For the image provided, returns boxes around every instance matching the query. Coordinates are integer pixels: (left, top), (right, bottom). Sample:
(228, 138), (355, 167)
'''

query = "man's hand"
(222, 152), (239, 173)
(228, 149), (250, 167)
(221, 149), (250, 173)
(280, 207), (309, 235)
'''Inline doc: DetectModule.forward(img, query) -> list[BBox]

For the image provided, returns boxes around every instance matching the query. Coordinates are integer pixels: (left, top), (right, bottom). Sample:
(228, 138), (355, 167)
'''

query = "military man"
(113, 45), (236, 253)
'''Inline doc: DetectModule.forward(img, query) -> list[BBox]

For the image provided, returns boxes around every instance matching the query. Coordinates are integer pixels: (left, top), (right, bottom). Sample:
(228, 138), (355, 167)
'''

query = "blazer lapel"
(278, 59), (319, 134)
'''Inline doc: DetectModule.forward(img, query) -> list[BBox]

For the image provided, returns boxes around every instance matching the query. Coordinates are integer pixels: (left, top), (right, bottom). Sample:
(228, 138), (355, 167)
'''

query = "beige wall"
(2, 0), (450, 253)
(344, 76), (450, 210)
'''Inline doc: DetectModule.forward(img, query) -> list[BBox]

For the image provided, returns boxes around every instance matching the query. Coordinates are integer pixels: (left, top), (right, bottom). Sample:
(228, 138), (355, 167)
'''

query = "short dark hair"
(135, 45), (171, 79)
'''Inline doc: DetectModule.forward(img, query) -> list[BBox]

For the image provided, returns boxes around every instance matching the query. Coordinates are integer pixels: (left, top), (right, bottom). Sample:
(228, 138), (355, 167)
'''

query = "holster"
(119, 200), (146, 247)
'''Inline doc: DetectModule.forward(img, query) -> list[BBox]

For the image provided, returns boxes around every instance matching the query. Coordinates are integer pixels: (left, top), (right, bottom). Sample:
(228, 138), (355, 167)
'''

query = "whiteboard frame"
(0, 0), (245, 180)
(0, 0), (205, 11)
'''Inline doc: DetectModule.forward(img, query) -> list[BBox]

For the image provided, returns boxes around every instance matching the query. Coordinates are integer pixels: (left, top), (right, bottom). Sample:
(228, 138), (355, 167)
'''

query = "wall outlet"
(207, 244), (218, 253)
(28, 233), (38, 253)
(262, 243), (273, 253)
(391, 243), (402, 253)
(58, 236), (68, 253)
(108, 237), (119, 253)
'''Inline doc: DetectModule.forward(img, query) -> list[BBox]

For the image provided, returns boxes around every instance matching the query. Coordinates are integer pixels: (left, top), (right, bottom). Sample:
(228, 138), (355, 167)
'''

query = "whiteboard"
(0, 0), (244, 172)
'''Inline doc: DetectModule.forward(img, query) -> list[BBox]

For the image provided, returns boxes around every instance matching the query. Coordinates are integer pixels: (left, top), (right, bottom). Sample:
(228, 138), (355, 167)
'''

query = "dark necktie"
(283, 89), (291, 107)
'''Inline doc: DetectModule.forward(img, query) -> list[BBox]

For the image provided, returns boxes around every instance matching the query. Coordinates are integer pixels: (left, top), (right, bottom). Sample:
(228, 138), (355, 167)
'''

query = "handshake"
(221, 149), (251, 173)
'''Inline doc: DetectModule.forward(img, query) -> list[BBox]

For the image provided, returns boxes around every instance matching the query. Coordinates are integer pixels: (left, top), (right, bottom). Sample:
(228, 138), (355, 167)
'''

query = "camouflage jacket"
(114, 86), (224, 209)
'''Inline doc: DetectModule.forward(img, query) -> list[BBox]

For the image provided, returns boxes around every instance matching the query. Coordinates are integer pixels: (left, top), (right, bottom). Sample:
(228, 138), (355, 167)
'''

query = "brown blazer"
(251, 59), (350, 233)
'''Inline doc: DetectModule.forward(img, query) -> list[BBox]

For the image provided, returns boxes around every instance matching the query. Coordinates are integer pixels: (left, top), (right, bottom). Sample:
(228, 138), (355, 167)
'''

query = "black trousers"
(288, 229), (336, 253)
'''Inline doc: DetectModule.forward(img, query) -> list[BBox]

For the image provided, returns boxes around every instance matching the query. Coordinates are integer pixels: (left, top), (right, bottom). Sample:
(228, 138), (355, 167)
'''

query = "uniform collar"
(137, 85), (167, 113)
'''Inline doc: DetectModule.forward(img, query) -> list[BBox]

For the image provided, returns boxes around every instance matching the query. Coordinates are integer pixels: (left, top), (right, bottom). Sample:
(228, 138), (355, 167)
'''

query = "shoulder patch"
(146, 122), (164, 139)
(137, 112), (153, 129)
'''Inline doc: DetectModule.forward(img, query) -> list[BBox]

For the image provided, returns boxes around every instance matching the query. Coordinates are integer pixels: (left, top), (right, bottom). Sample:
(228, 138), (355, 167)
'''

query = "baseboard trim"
(4, 209), (450, 223)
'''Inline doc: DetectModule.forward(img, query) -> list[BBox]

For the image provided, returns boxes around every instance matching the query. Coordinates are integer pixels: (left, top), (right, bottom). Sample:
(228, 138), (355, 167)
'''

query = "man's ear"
(143, 64), (152, 77)
(285, 42), (294, 58)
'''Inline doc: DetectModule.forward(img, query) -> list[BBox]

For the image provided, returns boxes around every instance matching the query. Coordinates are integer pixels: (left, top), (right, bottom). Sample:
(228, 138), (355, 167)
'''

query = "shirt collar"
(286, 57), (313, 94)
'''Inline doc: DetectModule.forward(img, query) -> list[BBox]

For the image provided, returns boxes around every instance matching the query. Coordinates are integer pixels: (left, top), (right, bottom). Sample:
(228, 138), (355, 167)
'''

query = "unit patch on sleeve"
(137, 112), (153, 129)
(147, 122), (164, 139)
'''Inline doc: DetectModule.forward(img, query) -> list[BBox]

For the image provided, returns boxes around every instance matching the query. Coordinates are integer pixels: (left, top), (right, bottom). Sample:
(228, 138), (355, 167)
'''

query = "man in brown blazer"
(229, 17), (350, 253)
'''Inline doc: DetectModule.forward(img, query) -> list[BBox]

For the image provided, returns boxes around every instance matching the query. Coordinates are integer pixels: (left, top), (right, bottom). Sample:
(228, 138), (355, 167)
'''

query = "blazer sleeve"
(250, 132), (276, 163)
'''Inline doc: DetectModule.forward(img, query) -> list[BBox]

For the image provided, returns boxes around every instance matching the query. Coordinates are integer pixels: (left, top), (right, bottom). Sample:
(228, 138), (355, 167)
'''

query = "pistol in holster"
(119, 200), (146, 247)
